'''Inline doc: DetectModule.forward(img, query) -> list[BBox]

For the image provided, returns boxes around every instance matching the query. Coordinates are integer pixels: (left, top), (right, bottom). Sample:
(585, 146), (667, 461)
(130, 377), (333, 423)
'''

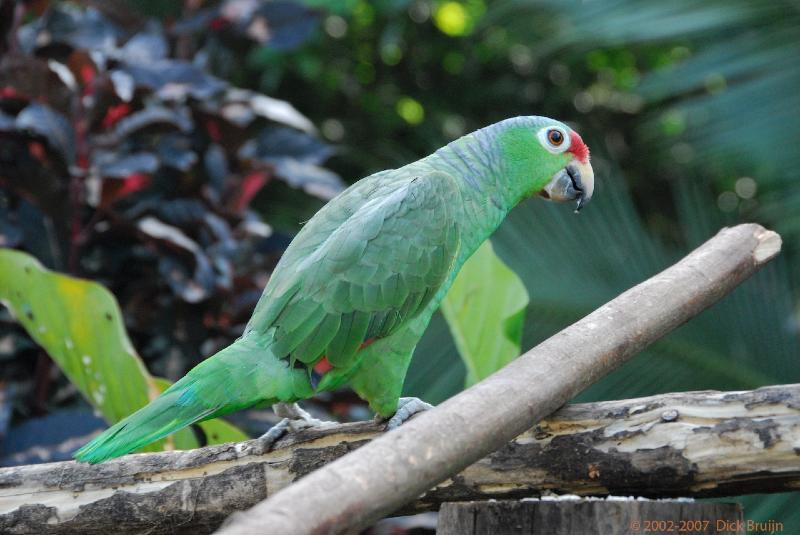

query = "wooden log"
(2, 384), (798, 534)
(217, 224), (782, 535)
(437, 500), (744, 535)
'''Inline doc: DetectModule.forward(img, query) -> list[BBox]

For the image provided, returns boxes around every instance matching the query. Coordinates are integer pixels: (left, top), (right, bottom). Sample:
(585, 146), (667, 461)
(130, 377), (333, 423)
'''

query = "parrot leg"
(250, 402), (336, 454)
(384, 397), (434, 430)
(273, 401), (323, 421)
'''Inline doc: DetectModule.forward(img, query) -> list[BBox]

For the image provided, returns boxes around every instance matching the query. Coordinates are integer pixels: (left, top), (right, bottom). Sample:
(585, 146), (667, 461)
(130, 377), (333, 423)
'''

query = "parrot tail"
(74, 334), (310, 464)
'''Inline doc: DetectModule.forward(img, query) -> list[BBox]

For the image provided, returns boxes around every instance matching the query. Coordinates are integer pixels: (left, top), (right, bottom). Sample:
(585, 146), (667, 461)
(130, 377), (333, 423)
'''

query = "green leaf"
(441, 240), (529, 386)
(0, 248), (246, 451)
(196, 417), (249, 445)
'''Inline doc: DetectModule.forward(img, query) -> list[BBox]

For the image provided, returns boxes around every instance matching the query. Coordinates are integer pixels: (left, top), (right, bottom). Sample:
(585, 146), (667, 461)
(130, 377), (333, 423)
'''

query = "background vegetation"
(1, 0), (797, 529)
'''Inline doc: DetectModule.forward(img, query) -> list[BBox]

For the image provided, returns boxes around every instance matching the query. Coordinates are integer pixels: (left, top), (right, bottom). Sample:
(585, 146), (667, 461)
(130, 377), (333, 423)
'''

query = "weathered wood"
(217, 223), (783, 535)
(437, 500), (744, 535)
(2, 384), (799, 534)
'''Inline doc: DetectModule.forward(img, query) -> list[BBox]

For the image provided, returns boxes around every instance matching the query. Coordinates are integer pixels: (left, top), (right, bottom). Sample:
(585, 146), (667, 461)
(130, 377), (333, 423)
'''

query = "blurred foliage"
(0, 0), (341, 447)
(441, 240), (528, 386)
(0, 248), (247, 451)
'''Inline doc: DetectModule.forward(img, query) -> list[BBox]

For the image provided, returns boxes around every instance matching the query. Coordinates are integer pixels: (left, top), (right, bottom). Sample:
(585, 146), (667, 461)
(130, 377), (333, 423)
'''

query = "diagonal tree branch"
(216, 223), (783, 535)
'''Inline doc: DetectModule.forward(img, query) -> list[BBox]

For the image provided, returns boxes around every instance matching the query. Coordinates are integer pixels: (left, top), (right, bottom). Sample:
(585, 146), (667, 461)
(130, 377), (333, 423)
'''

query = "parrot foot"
(385, 397), (434, 430)
(249, 402), (336, 455)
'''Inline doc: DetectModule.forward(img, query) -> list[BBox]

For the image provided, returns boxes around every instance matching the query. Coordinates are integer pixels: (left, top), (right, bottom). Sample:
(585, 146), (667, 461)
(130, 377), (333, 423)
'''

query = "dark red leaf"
(209, 17), (230, 31)
(117, 173), (151, 197)
(0, 86), (21, 99)
(79, 64), (95, 86)
(101, 103), (133, 130)
(27, 141), (47, 162)
(16, 103), (76, 166)
(66, 50), (95, 83)
(0, 54), (72, 114)
(231, 171), (269, 212)
(114, 106), (193, 139)
(205, 119), (222, 142)
(120, 61), (227, 101)
(28, 0), (51, 17)
(100, 173), (151, 207)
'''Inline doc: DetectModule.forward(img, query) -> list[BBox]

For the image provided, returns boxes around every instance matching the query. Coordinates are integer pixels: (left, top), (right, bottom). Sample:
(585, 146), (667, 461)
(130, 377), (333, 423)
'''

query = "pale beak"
(539, 159), (595, 212)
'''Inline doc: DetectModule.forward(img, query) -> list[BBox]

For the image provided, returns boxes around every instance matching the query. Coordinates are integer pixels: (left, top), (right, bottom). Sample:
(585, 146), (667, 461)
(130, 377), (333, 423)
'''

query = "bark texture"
(216, 223), (783, 535)
(438, 500), (744, 535)
(2, 384), (798, 534)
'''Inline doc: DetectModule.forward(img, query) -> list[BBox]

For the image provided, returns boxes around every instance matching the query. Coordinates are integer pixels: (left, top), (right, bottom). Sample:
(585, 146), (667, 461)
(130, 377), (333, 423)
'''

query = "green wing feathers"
(246, 170), (462, 373)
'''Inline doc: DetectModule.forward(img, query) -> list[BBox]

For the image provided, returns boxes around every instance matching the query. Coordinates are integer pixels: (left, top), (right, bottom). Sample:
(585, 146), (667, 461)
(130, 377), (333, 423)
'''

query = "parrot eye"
(537, 126), (571, 154)
(547, 129), (564, 145)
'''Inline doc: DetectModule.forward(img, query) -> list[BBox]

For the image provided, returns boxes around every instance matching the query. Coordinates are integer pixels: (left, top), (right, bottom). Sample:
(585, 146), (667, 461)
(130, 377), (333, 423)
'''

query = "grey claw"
(247, 403), (338, 455)
(249, 417), (292, 455)
(386, 397), (433, 430)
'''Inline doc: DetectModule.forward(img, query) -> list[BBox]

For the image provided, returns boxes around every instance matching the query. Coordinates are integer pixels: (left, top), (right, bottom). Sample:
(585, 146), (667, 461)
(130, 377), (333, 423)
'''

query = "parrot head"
(535, 124), (594, 212)
(496, 116), (595, 212)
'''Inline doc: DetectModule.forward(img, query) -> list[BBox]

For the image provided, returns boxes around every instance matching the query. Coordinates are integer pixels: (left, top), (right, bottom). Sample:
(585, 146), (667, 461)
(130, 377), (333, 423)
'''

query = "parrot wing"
(247, 169), (462, 371)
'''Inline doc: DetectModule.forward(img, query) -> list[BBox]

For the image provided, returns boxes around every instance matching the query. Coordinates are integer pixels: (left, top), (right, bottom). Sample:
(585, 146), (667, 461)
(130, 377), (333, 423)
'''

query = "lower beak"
(539, 160), (595, 212)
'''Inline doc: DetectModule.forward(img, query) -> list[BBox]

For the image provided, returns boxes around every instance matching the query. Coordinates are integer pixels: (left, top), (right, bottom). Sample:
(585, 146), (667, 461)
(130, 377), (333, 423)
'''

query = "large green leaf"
(0, 248), (247, 452)
(441, 240), (529, 386)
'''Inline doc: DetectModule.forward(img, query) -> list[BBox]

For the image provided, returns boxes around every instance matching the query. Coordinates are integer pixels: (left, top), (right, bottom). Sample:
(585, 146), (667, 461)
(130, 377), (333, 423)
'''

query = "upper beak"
(539, 160), (595, 212)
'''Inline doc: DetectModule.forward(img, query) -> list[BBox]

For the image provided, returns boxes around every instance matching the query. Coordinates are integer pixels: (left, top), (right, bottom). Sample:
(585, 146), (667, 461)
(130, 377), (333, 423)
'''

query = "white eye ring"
(537, 126), (571, 154)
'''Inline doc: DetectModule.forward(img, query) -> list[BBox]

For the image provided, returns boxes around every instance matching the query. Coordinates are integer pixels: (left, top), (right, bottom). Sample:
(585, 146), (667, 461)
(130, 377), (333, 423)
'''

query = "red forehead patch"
(569, 131), (590, 163)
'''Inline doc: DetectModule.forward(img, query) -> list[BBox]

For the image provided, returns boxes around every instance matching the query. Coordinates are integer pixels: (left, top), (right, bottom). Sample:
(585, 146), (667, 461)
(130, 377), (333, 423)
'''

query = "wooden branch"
(216, 223), (783, 535)
(4, 383), (798, 535)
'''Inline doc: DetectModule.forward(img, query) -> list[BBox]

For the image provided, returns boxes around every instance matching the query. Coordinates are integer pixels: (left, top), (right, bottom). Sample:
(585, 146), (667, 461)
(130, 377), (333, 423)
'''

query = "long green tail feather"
(74, 335), (312, 463)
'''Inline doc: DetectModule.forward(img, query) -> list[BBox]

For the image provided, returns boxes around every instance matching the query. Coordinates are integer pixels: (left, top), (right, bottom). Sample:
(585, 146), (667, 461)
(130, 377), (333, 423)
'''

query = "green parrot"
(75, 116), (594, 463)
